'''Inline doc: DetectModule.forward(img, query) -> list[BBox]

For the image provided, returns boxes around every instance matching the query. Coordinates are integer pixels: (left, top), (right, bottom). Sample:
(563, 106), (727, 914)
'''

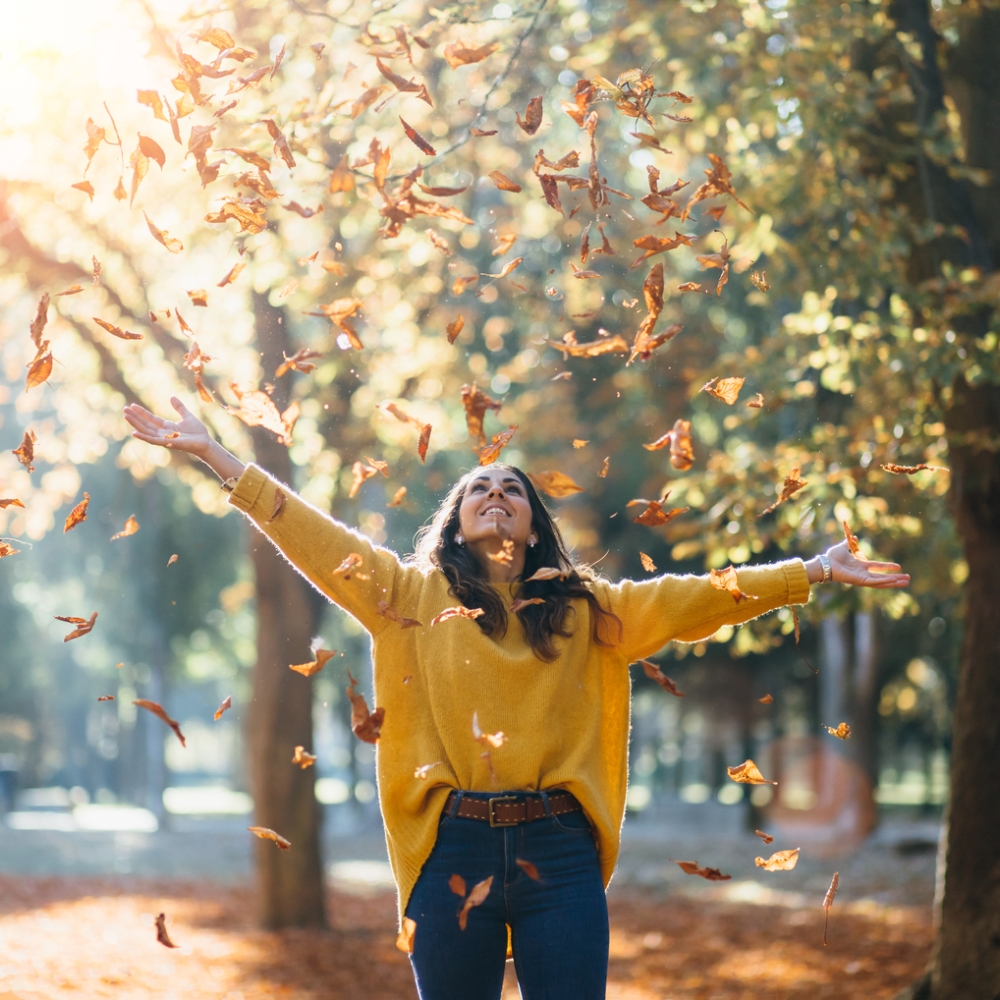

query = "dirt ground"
(0, 875), (931, 999)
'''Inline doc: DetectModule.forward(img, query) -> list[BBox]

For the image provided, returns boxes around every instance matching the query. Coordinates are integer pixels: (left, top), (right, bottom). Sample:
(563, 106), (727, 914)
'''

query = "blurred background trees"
(1, 0), (996, 991)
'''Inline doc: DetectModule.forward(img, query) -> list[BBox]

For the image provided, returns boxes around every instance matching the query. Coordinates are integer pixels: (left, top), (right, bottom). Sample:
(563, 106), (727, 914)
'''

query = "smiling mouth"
(481, 505), (511, 517)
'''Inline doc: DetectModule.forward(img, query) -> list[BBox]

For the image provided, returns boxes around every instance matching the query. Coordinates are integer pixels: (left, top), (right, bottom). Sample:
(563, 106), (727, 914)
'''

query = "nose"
(488, 488), (505, 499)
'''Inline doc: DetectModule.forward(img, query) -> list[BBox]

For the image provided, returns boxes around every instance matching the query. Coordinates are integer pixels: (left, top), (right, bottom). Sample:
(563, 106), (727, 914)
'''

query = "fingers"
(131, 430), (175, 448)
(171, 395), (191, 417)
(866, 560), (903, 572)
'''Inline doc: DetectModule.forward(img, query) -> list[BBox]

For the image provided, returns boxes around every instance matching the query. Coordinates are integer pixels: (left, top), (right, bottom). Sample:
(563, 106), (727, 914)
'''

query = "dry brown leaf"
(414, 762), (441, 780)
(825, 722), (852, 740)
(670, 859), (731, 881)
(472, 711), (505, 750)
(93, 317), (142, 341)
(823, 872), (840, 946)
(134, 698), (185, 746)
(213, 696), (232, 721)
(750, 269), (770, 292)
(248, 826), (291, 850)
(639, 552), (656, 572)
(64, 494), (90, 533)
(488, 170), (522, 193)
(388, 486), (408, 508)
(546, 333), (629, 358)
(72, 180), (95, 200)
(598, 456), (609, 478)
(144, 212), (183, 253)
(54, 611), (98, 642)
(479, 426), (517, 465)
(709, 565), (758, 603)
(283, 202), (322, 219)
(55, 285), (84, 297)
(226, 383), (299, 445)
(0, 499), (25, 509)
(449, 873), (467, 897)
(430, 606), (486, 627)
(760, 467), (809, 516)
(629, 496), (689, 528)
(755, 848), (801, 872)
(700, 376), (745, 405)
(267, 487), (286, 523)
(347, 669), (385, 743)
(262, 119), (296, 169)
(484, 256), (524, 281)
(470, 127), (498, 136)
(881, 463), (945, 475)
(275, 347), (322, 377)
(756, 829), (774, 845)
(13, 429), (37, 472)
(639, 659), (684, 697)
(443, 40), (499, 69)
(25, 348), (53, 391)
(400, 117), (437, 155)
(682, 153), (752, 221)
(396, 916), (417, 954)
(111, 515), (140, 541)
(515, 96), (543, 135)
(516, 859), (541, 881)
(747, 393), (764, 408)
(349, 461), (380, 498)
(0, 542), (21, 559)
(525, 567), (570, 582)
(510, 597), (546, 613)
(727, 759), (776, 785)
(446, 315), (465, 343)
(487, 539), (515, 566)
(332, 553), (364, 578)
(187, 289), (208, 308)
(527, 471), (584, 498)
(155, 913), (178, 948)
(759, 693), (774, 704)
(98, 695), (115, 702)
(289, 649), (336, 677)
(460, 384), (503, 448)
(842, 520), (866, 560)
(292, 746), (317, 769)
(427, 230), (453, 257)
(377, 599), (422, 629)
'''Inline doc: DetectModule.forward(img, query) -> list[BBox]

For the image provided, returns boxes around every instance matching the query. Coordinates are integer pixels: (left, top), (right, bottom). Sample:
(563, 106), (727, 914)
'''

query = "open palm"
(827, 539), (909, 589)
(123, 396), (211, 458)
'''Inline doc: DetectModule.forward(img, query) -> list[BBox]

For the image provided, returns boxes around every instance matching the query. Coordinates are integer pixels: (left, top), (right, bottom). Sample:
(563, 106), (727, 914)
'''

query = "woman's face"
(456, 468), (536, 551)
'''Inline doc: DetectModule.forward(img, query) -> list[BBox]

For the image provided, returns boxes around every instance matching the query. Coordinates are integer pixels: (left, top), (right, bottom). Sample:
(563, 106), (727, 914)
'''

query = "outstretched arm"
(605, 542), (909, 663)
(123, 397), (417, 634)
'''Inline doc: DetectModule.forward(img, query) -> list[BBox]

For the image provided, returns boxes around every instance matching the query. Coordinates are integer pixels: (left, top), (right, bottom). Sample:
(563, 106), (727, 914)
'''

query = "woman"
(124, 396), (908, 1000)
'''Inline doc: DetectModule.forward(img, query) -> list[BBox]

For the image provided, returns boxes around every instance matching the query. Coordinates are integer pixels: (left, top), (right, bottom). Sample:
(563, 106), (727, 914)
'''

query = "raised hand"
(816, 539), (910, 589)
(123, 396), (212, 457)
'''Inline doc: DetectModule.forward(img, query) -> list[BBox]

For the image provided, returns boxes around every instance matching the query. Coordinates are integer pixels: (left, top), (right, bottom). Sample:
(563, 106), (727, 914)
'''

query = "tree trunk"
(245, 291), (327, 929)
(930, 379), (1000, 998)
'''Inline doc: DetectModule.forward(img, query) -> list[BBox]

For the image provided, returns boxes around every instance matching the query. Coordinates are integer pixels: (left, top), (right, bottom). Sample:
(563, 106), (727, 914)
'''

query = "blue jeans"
(405, 791), (609, 1000)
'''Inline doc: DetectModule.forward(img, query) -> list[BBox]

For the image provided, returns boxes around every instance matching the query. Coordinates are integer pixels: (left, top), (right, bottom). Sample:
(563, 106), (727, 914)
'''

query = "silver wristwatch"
(818, 553), (833, 583)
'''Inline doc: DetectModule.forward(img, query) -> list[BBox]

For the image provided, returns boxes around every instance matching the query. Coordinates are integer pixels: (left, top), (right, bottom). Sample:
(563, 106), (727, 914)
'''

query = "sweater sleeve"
(602, 558), (811, 663)
(226, 463), (421, 635)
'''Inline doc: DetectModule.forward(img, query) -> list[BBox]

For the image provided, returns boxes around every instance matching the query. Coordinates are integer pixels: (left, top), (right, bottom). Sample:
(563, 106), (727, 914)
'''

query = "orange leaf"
(639, 552), (656, 572)
(759, 467), (808, 516)
(377, 599), (422, 629)
(144, 212), (183, 253)
(825, 722), (852, 739)
(292, 746), (317, 769)
(458, 876), (494, 929)
(54, 611), (98, 642)
(289, 649), (336, 677)
(443, 40), (500, 69)
(526, 470), (584, 498)
(755, 848), (800, 871)
(515, 96), (543, 135)
(727, 759), (776, 785)
(515, 859), (541, 880)
(479, 426), (517, 465)
(213, 695), (232, 720)
(430, 606), (486, 627)
(347, 669), (385, 742)
(94, 317), (142, 340)
(64, 493), (90, 533)
(12, 429), (37, 472)
(755, 829), (774, 844)
(700, 376), (745, 405)
(134, 698), (185, 746)
(110, 514), (140, 540)
(248, 826), (291, 849)
(670, 859), (731, 881)
(400, 117), (436, 155)
(488, 170), (521, 193)
(155, 913), (178, 949)
(639, 659), (684, 696)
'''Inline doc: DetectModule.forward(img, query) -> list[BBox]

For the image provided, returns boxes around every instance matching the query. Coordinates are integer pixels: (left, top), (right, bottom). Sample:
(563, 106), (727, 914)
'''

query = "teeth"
(483, 507), (508, 516)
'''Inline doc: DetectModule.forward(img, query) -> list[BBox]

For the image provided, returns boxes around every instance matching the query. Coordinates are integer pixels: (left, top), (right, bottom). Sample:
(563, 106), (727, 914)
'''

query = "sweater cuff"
(784, 558), (811, 606)
(227, 463), (269, 513)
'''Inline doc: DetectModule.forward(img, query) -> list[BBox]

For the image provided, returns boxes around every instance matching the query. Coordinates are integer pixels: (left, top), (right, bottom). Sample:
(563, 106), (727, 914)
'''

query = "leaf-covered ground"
(0, 876), (931, 999)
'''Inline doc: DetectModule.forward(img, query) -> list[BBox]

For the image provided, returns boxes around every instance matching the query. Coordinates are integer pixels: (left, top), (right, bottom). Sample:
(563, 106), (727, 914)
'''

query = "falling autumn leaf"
(400, 117), (437, 155)
(842, 520), (866, 560)
(248, 826), (291, 850)
(55, 285), (84, 297)
(0, 542), (21, 559)
(377, 599), (422, 629)
(292, 746), (317, 769)
(628, 495), (689, 528)
(823, 872), (840, 945)
(347, 669), (385, 743)
(510, 597), (545, 613)
(747, 393), (764, 408)
(472, 711), (506, 750)
(759, 693), (774, 704)
(515, 96), (543, 135)
(639, 552), (657, 572)
(449, 874), (467, 897)
(64, 494), (90, 533)
(155, 913), (178, 948)
(214, 696), (232, 721)
(546, 333), (629, 358)
(760, 467), (809, 516)
(750, 269), (770, 292)
(226, 383), (299, 445)
(479, 426), (517, 465)
(881, 463), (946, 475)
(446, 316), (465, 343)
(25, 348), (53, 391)
(218, 262), (246, 287)
(516, 859), (541, 881)
(13, 429), (37, 472)
(134, 698), (185, 746)
(598, 457), (609, 478)
(144, 212), (184, 253)
(670, 859), (731, 881)
(388, 486), (407, 508)
(0, 499), (25, 509)
(267, 487), (286, 523)
(755, 848), (801, 872)
(756, 829), (775, 845)
(525, 567), (570, 582)
(452, 274), (480, 295)
(443, 40), (500, 69)
(98, 695), (115, 702)
(93, 317), (142, 341)
(709, 565), (758, 603)
(527, 471), (584, 498)
(727, 759), (776, 785)
(111, 515), (140, 541)
(639, 659), (684, 696)
(700, 376), (745, 405)
(458, 876), (494, 930)
(289, 649), (336, 677)
(187, 289), (208, 307)
(55, 612), (98, 642)
(396, 916), (417, 954)
(488, 170), (522, 193)
(72, 180), (95, 200)
(430, 606), (486, 627)
(825, 722), (852, 740)
(275, 348), (321, 378)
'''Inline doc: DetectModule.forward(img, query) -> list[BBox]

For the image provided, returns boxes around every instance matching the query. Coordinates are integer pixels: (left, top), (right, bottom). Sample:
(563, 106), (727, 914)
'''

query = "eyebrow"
(472, 476), (522, 485)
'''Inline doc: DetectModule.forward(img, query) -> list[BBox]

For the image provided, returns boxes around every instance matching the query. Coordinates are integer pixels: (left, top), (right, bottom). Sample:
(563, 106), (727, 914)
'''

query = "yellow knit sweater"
(228, 464), (811, 918)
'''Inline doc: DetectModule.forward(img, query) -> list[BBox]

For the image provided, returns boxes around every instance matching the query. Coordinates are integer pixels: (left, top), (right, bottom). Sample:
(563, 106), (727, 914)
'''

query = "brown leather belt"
(444, 791), (583, 828)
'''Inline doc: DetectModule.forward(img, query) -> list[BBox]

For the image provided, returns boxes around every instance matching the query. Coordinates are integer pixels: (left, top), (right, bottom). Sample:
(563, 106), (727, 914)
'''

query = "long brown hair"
(409, 464), (622, 662)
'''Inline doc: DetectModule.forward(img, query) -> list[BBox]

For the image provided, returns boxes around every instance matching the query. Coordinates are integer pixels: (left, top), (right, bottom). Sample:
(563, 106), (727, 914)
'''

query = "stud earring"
(528, 536), (537, 547)
(455, 533), (465, 545)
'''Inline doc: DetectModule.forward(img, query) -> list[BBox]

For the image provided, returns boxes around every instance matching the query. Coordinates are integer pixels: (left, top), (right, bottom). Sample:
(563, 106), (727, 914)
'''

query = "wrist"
(805, 556), (828, 584)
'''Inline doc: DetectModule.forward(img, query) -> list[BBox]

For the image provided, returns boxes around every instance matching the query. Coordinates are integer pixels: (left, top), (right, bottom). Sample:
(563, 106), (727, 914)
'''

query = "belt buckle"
(488, 796), (520, 827)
